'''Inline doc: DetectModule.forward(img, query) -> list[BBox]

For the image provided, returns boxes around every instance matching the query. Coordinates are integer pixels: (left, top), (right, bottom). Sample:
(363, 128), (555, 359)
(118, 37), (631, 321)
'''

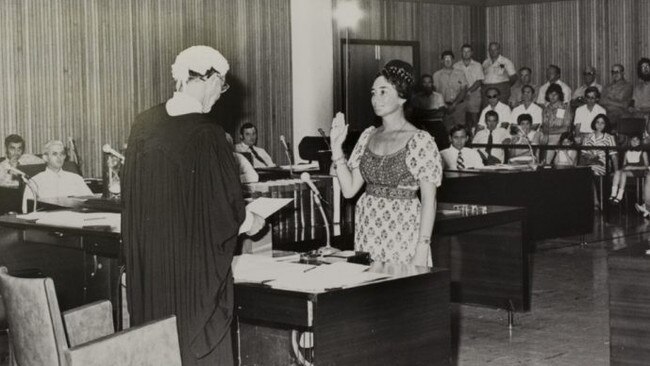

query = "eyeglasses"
(487, 94), (499, 99)
(217, 74), (230, 93)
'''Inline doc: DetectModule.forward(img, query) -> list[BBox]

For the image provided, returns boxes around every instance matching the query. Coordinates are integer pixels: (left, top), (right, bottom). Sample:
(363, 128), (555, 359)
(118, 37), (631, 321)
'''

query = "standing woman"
(330, 60), (443, 267)
(541, 83), (573, 164)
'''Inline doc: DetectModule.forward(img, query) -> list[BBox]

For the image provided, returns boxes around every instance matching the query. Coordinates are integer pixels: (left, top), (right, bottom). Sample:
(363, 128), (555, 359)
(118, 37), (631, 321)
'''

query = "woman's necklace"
(378, 119), (409, 169)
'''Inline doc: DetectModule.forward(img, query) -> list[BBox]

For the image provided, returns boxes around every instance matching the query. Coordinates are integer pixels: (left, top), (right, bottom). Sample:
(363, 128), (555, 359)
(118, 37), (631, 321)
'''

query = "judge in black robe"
(122, 46), (251, 365)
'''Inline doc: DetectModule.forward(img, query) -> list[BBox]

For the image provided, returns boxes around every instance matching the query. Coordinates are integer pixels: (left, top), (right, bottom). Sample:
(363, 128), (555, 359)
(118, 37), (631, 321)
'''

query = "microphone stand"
(20, 176), (39, 213)
(513, 125), (538, 168)
(313, 192), (338, 256)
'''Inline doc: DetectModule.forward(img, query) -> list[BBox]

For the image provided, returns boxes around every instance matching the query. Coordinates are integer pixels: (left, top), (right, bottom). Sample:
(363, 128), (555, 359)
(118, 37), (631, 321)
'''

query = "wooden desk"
(272, 203), (532, 311)
(236, 262), (451, 366)
(608, 242), (650, 366)
(438, 166), (593, 242)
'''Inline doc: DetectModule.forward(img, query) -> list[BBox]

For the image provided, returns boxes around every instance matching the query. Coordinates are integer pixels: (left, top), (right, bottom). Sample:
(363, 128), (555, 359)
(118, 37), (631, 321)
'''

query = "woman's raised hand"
(330, 112), (348, 153)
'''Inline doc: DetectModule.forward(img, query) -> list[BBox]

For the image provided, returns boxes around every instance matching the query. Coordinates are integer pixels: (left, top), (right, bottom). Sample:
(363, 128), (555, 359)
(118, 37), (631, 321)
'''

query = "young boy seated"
(441, 125), (484, 170)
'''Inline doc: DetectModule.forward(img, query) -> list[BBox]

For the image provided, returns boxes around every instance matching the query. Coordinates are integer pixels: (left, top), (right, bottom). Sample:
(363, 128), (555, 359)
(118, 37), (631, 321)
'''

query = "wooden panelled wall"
(486, 0), (650, 94)
(0, 0), (291, 177)
(332, 0), (482, 113)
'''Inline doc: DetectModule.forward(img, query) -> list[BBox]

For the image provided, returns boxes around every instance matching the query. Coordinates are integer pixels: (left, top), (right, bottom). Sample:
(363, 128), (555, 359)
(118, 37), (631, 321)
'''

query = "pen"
(303, 265), (318, 272)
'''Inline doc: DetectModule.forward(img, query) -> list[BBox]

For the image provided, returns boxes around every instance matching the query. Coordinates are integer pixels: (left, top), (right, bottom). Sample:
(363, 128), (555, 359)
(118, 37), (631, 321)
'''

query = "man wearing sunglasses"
(601, 64), (633, 123)
(572, 66), (602, 108)
(477, 87), (512, 131)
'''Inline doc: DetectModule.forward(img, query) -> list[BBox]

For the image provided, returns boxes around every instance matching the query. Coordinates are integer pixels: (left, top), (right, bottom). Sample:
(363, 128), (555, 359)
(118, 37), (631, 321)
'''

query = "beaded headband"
(384, 65), (414, 85)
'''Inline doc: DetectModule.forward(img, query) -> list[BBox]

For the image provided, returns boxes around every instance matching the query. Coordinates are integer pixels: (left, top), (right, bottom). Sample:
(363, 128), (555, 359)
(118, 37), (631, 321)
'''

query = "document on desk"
(232, 254), (314, 283)
(17, 210), (121, 229)
(279, 162), (319, 172)
(246, 197), (293, 219)
(270, 262), (392, 293)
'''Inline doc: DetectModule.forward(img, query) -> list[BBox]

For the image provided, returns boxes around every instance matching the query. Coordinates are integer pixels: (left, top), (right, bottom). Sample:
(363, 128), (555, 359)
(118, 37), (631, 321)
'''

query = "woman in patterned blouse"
(329, 60), (443, 267)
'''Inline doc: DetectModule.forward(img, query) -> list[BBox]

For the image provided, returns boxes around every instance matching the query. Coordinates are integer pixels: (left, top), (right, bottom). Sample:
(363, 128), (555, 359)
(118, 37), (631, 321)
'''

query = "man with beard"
(411, 74), (447, 148)
(629, 57), (650, 117)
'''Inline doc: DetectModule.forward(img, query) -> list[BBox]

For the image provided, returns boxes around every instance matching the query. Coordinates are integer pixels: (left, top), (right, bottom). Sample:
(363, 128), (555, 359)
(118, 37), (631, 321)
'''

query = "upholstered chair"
(0, 267), (181, 366)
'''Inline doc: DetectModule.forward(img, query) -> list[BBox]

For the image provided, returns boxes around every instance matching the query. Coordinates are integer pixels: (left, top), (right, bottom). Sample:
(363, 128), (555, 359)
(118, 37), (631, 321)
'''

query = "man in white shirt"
(22, 140), (92, 212)
(225, 133), (258, 183)
(235, 123), (275, 168)
(0, 134), (44, 188)
(511, 85), (543, 128)
(478, 87), (511, 129)
(482, 42), (517, 105)
(441, 125), (484, 170)
(572, 66), (602, 107)
(574, 86), (607, 141)
(537, 65), (572, 105)
(472, 110), (511, 164)
(454, 44), (485, 131)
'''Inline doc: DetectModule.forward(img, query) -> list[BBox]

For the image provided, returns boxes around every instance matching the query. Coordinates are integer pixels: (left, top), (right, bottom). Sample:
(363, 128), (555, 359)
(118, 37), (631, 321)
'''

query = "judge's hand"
(330, 112), (348, 154)
(245, 212), (266, 236)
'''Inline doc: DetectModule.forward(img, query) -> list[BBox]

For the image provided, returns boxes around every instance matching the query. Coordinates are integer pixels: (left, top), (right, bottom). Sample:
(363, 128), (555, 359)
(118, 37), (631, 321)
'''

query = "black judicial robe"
(122, 104), (245, 365)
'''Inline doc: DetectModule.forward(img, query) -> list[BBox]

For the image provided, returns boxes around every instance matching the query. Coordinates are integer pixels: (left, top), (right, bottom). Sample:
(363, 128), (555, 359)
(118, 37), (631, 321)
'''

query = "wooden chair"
(0, 267), (182, 366)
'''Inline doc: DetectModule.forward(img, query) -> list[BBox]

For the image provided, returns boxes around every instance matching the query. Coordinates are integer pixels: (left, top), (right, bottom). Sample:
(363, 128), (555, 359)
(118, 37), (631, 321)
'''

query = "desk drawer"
(83, 237), (120, 258)
(23, 229), (82, 250)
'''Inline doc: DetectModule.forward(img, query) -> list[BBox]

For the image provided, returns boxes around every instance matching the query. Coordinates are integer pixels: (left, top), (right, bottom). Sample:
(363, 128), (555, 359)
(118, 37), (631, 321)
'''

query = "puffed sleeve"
(347, 127), (375, 169)
(406, 131), (443, 187)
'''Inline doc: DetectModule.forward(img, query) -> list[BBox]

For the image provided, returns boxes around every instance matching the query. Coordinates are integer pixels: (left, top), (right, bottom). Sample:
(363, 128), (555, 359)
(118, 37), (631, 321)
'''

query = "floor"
(0, 209), (647, 365)
(453, 209), (650, 366)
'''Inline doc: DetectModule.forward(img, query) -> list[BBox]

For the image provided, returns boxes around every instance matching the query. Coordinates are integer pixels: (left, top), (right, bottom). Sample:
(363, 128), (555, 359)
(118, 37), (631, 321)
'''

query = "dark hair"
(638, 58), (650, 75)
(548, 64), (561, 75)
(485, 110), (499, 122)
(420, 74), (432, 80)
(449, 124), (468, 137)
(486, 87), (500, 96)
(545, 83), (564, 102)
(517, 114), (533, 125)
(441, 50), (455, 59)
(559, 132), (575, 145)
(590, 113), (611, 132)
(584, 86), (600, 99)
(239, 122), (257, 136)
(522, 84), (535, 94)
(378, 59), (415, 100)
(519, 67), (532, 74)
(4, 134), (24, 148)
(460, 44), (472, 50)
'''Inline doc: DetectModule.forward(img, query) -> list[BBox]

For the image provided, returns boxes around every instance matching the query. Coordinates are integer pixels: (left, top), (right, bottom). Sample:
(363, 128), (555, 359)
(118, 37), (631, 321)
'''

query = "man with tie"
(440, 125), (484, 170)
(235, 123), (275, 168)
(472, 110), (511, 164)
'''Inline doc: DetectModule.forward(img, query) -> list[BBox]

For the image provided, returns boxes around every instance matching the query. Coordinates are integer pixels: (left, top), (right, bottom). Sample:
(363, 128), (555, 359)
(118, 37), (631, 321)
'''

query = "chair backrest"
(0, 267), (69, 366)
(617, 117), (646, 137)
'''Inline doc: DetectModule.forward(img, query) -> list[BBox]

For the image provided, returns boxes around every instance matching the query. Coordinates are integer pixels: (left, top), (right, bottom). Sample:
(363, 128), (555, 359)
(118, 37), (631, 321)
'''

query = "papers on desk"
(17, 210), (121, 230)
(246, 197), (293, 219)
(279, 162), (319, 172)
(232, 254), (392, 293)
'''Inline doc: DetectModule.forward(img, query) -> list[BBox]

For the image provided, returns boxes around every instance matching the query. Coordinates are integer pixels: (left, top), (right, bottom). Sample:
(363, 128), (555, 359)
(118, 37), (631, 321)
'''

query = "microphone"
(300, 172), (329, 206)
(102, 144), (125, 162)
(317, 128), (331, 150)
(300, 172), (337, 255)
(8, 166), (39, 212)
(280, 135), (294, 176)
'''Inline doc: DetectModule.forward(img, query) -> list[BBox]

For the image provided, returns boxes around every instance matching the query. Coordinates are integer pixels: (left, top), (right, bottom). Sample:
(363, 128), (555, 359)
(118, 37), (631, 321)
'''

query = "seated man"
(571, 66), (602, 108)
(235, 123), (275, 168)
(441, 125), (484, 170)
(537, 65), (572, 106)
(225, 133), (259, 183)
(22, 140), (92, 212)
(472, 110), (511, 164)
(573, 86), (607, 141)
(477, 87), (511, 129)
(510, 85), (542, 128)
(0, 134), (43, 188)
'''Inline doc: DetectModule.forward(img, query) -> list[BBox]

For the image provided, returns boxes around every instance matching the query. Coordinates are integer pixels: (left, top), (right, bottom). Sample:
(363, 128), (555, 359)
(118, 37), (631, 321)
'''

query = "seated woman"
(553, 132), (578, 166)
(509, 113), (540, 162)
(330, 60), (442, 267)
(610, 134), (648, 203)
(541, 84), (573, 164)
(580, 114), (618, 176)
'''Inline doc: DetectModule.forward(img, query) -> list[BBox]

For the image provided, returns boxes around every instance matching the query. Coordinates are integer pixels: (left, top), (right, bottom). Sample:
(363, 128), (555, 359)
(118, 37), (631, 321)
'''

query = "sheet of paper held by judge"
(246, 197), (293, 219)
